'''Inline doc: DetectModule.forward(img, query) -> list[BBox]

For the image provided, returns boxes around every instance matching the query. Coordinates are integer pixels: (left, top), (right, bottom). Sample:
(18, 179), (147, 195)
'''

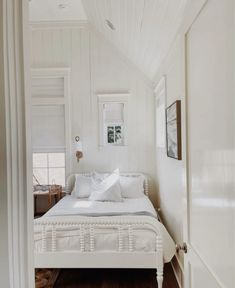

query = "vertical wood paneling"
(82, 0), (188, 79)
(154, 36), (184, 269)
(30, 25), (156, 202)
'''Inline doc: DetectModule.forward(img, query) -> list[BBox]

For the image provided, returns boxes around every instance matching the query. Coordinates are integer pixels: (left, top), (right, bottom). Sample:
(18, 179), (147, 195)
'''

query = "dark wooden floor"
(54, 263), (179, 288)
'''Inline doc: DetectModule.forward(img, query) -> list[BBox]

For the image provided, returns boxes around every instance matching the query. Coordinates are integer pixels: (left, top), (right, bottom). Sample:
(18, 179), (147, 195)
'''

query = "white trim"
(30, 20), (89, 30)
(1, 0), (34, 287)
(31, 67), (71, 76)
(32, 146), (66, 153)
(154, 75), (166, 96)
(181, 0), (208, 259)
(171, 255), (184, 288)
(97, 93), (130, 103)
(171, 263), (182, 288)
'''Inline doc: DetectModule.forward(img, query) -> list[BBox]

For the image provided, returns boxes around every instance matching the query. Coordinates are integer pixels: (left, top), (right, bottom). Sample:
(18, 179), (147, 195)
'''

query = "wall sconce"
(75, 136), (83, 162)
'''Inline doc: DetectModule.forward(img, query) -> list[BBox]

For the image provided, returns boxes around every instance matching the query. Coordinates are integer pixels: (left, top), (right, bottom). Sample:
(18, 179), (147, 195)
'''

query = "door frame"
(181, 0), (208, 250)
(1, 0), (34, 287)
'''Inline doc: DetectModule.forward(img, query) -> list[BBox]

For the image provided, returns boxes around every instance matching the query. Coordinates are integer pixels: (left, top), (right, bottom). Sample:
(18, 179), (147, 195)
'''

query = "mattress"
(34, 196), (175, 262)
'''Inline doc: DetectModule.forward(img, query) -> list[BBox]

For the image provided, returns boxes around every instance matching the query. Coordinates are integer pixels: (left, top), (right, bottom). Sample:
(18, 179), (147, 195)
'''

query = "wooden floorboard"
(54, 263), (179, 288)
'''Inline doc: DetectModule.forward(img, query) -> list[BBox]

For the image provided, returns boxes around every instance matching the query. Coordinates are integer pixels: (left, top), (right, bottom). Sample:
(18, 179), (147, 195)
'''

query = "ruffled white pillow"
(89, 170), (123, 202)
(71, 174), (92, 198)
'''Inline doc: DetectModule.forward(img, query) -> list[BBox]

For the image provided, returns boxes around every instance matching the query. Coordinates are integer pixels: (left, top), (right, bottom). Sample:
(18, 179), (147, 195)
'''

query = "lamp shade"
(75, 140), (83, 152)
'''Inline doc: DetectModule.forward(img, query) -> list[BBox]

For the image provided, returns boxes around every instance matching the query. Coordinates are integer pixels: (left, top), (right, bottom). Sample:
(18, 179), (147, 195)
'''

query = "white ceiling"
(29, 0), (87, 22)
(29, 0), (188, 81)
(82, 0), (188, 80)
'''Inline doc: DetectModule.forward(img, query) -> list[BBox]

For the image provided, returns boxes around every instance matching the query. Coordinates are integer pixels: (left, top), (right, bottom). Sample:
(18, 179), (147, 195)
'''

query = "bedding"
(70, 171), (146, 199)
(119, 174), (145, 198)
(89, 170), (123, 202)
(35, 195), (176, 262)
(44, 195), (156, 217)
(71, 174), (91, 198)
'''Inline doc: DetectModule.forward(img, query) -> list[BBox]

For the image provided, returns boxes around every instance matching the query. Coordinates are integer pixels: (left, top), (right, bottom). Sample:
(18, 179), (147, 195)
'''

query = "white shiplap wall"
(30, 24), (156, 204)
(153, 36), (184, 285)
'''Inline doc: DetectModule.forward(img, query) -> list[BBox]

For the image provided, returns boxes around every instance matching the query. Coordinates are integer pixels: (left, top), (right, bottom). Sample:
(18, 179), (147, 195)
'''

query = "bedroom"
(0, 0), (234, 288)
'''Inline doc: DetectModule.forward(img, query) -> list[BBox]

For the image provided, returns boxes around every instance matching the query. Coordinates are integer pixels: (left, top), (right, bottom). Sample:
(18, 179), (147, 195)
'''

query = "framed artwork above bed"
(97, 93), (129, 147)
(166, 100), (182, 160)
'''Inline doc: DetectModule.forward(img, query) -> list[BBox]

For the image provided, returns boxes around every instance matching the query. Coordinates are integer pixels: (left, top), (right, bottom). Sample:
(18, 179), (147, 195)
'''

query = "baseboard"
(171, 255), (184, 288)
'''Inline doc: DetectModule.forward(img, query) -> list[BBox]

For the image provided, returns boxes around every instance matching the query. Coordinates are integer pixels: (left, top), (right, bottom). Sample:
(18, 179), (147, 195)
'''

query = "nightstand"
(34, 185), (62, 216)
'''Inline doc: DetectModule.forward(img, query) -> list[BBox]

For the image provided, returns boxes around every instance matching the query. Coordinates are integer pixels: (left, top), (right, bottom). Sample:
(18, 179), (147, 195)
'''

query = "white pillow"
(120, 175), (145, 198)
(91, 171), (109, 183)
(89, 170), (123, 202)
(71, 175), (92, 198)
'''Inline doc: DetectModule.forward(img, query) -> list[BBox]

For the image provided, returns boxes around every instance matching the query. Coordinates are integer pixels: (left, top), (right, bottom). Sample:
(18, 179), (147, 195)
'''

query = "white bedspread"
(35, 196), (176, 263)
(44, 195), (157, 217)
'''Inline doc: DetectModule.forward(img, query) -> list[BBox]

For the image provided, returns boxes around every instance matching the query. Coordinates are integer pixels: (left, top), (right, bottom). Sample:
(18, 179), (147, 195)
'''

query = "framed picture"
(98, 93), (129, 147)
(107, 124), (123, 145)
(166, 100), (182, 160)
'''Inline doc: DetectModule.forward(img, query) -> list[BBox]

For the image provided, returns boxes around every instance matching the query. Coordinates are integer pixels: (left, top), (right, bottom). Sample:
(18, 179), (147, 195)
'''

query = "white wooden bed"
(34, 173), (175, 288)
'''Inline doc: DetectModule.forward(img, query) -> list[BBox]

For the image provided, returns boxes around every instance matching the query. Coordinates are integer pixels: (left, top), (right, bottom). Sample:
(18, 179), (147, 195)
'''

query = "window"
(32, 105), (65, 152)
(33, 152), (65, 187)
(31, 68), (71, 189)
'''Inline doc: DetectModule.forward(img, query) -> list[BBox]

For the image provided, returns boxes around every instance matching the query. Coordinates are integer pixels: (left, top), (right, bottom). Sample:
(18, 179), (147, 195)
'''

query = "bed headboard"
(66, 173), (149, 197)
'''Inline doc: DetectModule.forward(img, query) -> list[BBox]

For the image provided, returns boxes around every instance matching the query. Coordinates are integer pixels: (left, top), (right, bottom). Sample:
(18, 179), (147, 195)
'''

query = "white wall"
(153, 36), (184, 284)
(30, 24), (156, 209)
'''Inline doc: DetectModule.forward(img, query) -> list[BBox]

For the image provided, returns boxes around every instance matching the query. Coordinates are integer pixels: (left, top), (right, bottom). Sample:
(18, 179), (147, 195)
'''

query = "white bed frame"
(34, 173), (164, 288)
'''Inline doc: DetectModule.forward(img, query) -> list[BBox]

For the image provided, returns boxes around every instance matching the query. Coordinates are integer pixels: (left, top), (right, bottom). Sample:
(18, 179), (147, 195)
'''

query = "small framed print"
(166, 100), (182, 160)
(106, 125), (124, 145)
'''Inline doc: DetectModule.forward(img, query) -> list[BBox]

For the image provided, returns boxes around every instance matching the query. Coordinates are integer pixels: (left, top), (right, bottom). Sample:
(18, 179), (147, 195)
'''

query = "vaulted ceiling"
(29, 0), (87, 22)
(29, 0), (189, 81)
(82, 0), (188, 80)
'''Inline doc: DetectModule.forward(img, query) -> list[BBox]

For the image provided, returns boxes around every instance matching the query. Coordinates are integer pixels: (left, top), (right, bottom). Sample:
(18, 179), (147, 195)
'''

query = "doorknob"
(176, 242), (188, 254)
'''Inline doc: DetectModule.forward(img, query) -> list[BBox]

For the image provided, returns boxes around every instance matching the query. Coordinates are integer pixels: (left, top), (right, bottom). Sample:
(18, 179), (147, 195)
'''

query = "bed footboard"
(34, 216), (164, 288)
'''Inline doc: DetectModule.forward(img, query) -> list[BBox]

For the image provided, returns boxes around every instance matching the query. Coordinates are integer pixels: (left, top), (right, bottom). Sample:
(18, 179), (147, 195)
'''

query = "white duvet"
(35, 195), (176, 262)
(44, 195), (157, 217)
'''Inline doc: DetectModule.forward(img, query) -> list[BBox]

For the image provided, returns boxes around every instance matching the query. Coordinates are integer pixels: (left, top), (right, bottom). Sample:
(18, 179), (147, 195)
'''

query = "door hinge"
(176, 242), (188, 254)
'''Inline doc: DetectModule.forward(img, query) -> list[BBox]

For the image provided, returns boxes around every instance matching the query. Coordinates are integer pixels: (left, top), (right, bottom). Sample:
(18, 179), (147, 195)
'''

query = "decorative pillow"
(91, 171), (109, 183)
(71, 175), (92, 198)
(89, 170), (123, 202)
(119, 175), (145, 198)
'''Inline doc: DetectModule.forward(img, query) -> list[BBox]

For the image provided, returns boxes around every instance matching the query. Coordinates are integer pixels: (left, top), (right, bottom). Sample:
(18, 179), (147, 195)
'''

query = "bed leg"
(156, 269), (163, 288)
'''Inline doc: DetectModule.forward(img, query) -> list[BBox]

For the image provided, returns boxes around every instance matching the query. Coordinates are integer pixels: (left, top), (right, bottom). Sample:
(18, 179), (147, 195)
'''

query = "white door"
(184, 0), (235, 287)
